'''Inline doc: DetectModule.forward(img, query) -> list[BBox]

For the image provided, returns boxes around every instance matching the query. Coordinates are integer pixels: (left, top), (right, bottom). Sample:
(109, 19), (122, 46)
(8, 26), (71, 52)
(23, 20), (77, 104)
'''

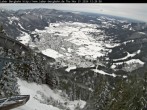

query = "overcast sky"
(0, 3), (147, 22)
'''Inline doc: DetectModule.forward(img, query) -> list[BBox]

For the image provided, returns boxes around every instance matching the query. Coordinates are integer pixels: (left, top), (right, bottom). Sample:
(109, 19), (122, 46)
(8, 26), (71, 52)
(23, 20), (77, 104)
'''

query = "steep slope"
(12, 78), (86, 110)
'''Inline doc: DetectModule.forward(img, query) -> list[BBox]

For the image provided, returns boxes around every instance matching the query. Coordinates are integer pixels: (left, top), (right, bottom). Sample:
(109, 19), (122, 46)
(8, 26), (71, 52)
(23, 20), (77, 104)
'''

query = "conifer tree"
(0, 24), (3, 32)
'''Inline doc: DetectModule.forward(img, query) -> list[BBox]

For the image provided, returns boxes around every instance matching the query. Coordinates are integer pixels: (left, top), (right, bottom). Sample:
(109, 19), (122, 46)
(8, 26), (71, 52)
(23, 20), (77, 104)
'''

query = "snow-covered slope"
(12, 78), (86, 110)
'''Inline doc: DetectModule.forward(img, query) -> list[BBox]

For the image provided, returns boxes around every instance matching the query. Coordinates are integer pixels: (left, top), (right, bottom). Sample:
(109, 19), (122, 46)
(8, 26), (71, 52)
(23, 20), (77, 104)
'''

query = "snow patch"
(137, 50), (141, 54)
(113, 50), (140, 62)
(111, 65), (116, 69)
(125, 59), (144, 65)
(67, 48), (72, 53)
(42, 48), (63, 59)
(17, 31), (31, 45)
(123, 40), (134, 45)
(18, 23), (25, 30)
(65, 66), (77, 72)
(92, 69), (117, 77)
(139, 32), (146, 35)
(105, 43), (120, 48)
(8, 16), (19, 24)
(122, 23), (131, 29)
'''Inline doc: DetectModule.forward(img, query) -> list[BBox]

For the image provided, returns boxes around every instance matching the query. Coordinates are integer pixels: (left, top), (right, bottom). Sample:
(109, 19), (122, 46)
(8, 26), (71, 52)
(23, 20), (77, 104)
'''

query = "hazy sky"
(0, 3), (147, 22)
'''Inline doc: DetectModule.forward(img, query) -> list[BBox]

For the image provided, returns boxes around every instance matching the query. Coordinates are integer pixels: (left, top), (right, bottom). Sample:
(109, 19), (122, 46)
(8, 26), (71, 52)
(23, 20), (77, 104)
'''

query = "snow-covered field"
(12, 78), (86, 110)
(42, 48), (63, 59)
